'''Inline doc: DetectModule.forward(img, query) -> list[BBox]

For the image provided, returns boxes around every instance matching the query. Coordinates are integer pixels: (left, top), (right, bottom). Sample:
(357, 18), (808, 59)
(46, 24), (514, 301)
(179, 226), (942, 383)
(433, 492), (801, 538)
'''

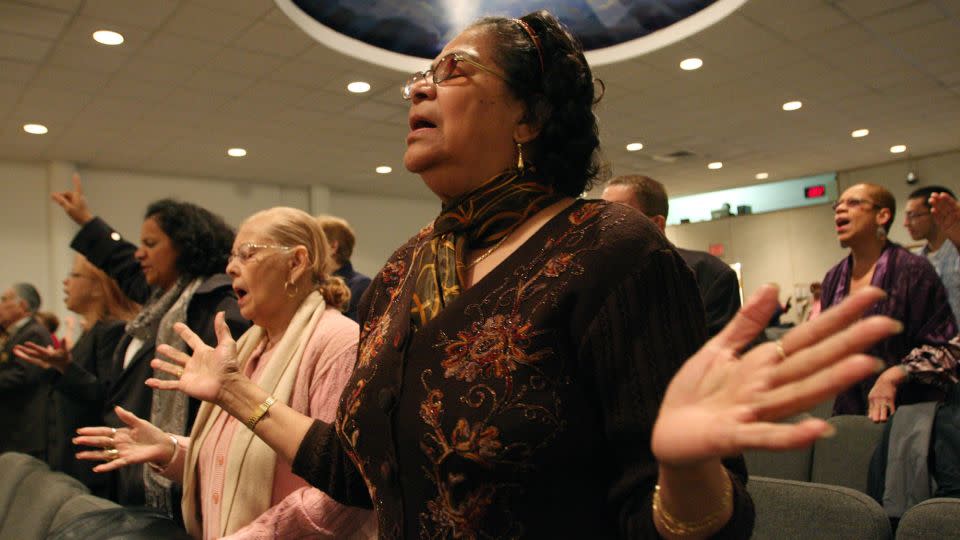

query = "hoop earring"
(516, 142), (525, 171)
(284, 280), (298, 298)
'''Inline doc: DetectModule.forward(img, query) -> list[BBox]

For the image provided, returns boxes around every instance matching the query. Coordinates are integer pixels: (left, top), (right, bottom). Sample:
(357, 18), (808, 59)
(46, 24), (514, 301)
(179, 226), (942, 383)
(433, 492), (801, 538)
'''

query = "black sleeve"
(71, 217), (151, 304)
(291, 420), (374, 509)
(55, 321), (125, 402)
(702, 266), (742, 338)
(580, 248), (754, 539)
(0, 328), (54, 390)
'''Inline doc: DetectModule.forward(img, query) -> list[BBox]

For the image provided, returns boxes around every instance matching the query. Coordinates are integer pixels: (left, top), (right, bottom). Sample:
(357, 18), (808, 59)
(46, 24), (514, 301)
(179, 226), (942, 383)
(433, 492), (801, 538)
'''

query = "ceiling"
(1, 0), (959, 201)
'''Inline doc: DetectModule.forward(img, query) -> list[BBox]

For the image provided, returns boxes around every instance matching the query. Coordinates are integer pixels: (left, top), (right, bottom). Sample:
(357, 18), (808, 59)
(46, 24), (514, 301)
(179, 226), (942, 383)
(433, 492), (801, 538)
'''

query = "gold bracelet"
(148, 434), (179, 472)
(652, 477), (733, 536)
(245, 396), (276, 431)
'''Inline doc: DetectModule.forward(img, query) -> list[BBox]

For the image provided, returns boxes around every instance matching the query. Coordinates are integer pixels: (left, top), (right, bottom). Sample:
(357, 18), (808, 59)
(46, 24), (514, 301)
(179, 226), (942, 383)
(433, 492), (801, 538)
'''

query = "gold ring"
(104, 448), (119, 457)
(111, 428), (117, 437)
(775, 339), (787, 361)
(175, 367), (184, 378)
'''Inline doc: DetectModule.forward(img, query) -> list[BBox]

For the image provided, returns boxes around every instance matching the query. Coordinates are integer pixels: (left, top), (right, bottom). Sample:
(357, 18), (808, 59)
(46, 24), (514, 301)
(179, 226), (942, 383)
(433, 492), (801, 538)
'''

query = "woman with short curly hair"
(52, 178), (250, 515)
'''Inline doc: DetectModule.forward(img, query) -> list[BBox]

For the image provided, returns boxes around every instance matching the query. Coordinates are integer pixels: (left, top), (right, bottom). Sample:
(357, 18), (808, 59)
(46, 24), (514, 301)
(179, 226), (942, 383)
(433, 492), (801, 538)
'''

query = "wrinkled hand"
(867, 366), (906, 423)
(930, 192), (960, 240)
(146, 311), (241, 405)
(51, 173), (94, 225)
(13, 341), (71, 373)
(74, 406), (173, 473)
(652, 285), (900, 467)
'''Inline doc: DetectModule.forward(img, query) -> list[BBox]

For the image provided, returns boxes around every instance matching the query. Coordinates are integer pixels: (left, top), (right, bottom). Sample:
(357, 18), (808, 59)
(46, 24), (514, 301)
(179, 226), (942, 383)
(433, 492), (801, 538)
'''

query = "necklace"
(464, 232), (511, 270)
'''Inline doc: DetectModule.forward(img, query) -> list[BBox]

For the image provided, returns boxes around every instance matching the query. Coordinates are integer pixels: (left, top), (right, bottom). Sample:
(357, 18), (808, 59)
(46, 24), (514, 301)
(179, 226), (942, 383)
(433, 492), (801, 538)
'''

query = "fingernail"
(875, 360), (887, 373)
(819, 424), (837, 439)
(891, 321), (904, 334)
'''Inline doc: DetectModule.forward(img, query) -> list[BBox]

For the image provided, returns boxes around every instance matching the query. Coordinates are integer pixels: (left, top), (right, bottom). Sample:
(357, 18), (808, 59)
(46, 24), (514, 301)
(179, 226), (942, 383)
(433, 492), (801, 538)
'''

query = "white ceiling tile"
(295, 89), (357, 113)
(0, 60), (38, 84)
(116, 57), (198, 84)
(208, 47), (286, 77)
(29, 64), (107, 93)
(139, 33), (223, 65)
(162, 88), (233, 112)
(240, 80), (312, 103)
(190, 0), (274, 18)
(10, 0), (81, 12)
(0, 32), (54, 63)
(46, 40), (131, 73)
(0, 3), (72, 39)
(182, 68), (254, 95)
(234, 20), (314, 57)
(861, 1), (948, 35)
(744, 2), (849, 40)
(101, 78), (172, 102)
(263, 6), (297, 27)
(80, 0), (180, 29)
(163, 4), (254, 44)
(58, 15), (154, 49)
(831, 0), (920, 18)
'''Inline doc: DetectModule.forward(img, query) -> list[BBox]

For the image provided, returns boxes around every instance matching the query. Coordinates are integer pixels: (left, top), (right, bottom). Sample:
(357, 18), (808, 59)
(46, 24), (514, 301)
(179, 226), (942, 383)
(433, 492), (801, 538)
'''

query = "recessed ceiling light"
(92, 30), (124, 46)
(347, 81), (371, 93)
(625, 142), (643, 152)
(755, 172), (769, 180)
(23, 123), (48, 135)
(890, 144), (907, 154)
(227, 148), (247, 157)
(851, 128), (869, 138)
(679, 58), (703, 71)
(782, 100), (802, 111)
(375, 165), (392, 174)
(708, 161), (723, 170)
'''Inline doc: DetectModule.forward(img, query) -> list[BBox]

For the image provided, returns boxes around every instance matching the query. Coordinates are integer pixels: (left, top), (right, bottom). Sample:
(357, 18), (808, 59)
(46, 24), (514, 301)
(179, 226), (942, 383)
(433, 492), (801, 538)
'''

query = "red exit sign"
(805, 184), (826, 198)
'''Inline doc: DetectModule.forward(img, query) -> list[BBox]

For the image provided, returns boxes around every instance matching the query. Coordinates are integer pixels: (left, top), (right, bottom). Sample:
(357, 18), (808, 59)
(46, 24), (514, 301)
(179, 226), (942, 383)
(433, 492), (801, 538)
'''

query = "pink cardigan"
(164, 308), (373, 539)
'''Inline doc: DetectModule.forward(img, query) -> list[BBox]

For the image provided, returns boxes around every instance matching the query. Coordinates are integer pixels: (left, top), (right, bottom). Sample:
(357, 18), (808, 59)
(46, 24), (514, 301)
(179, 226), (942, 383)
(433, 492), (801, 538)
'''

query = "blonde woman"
(15, 254), (139, 494)
(75, 208), (375, 539)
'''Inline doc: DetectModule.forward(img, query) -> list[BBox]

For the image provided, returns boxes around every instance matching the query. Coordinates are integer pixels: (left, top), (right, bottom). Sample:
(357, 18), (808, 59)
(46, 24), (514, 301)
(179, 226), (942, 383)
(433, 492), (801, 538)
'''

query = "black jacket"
(0, 318), (54, 457)
(676, 248), (741, 338)
(71, 217), (249, 505)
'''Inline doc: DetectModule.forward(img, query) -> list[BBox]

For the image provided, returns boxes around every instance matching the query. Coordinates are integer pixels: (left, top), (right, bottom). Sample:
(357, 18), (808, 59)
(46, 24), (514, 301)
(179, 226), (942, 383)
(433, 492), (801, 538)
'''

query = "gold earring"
(284, 280), (298, 298)
(516, 142), (525, 171)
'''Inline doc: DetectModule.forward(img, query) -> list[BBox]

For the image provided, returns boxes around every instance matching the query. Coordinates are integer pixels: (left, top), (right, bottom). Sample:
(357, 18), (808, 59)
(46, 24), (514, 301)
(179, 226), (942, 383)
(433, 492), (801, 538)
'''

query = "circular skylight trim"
(276, 0), (748, 72)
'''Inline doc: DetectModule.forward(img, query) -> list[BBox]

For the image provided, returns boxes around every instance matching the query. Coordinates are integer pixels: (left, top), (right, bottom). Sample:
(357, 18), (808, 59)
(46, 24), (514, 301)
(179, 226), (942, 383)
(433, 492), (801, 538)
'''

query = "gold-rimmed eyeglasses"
(228, 243), (291, 266)
(401, 52), (507, 100)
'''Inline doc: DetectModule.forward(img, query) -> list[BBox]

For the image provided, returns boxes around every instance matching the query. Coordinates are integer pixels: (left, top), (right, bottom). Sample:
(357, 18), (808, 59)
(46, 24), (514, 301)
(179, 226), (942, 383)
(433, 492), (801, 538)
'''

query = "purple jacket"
(822, 242), (958, 415)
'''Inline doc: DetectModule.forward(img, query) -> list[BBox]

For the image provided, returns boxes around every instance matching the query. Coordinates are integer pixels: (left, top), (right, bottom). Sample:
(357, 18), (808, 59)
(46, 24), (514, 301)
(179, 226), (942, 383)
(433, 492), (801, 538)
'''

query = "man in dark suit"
(0, 283), (54, 458)
(602, 175), (741, 337)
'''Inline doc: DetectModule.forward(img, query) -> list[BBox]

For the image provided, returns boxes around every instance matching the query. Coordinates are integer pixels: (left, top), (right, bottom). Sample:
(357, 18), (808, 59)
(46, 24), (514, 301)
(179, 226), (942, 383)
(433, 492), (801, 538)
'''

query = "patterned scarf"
(410, 168), (561, 328)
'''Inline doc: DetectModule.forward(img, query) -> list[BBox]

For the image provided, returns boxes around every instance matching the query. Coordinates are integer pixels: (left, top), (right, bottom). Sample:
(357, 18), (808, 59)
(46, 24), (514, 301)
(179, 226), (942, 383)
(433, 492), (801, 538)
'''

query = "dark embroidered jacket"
(294, 200), (754, 538)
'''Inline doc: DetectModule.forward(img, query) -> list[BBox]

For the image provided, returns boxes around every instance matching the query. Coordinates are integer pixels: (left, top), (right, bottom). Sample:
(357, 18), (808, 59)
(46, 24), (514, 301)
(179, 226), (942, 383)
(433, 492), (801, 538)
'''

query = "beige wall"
(665, 148), (960, 304)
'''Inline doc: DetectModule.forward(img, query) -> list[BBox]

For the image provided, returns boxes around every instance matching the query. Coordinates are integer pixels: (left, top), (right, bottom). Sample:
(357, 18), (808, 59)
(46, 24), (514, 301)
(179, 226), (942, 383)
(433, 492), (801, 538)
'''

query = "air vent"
(651, 150), (696, 163)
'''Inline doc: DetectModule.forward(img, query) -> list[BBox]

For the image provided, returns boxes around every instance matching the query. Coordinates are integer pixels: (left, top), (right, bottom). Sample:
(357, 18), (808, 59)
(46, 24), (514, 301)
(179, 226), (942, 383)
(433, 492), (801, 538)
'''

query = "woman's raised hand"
(652, 285), (901, 467)
(51, 173), (94, 225)
(13, 341), (71, 374)
(146, 311), (241, 405)
(74, 406), (173, 473)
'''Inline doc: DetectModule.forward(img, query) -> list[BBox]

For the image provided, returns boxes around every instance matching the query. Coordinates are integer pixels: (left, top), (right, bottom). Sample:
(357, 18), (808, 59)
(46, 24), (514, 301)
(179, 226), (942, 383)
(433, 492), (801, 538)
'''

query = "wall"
(666, 148), (960, 303)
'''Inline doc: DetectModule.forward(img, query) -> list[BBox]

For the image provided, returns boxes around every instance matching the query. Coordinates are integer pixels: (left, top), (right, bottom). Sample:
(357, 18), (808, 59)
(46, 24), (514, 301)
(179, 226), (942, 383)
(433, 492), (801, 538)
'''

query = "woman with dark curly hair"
(52, 176), (250, 515)
(149, 10), (899, 539)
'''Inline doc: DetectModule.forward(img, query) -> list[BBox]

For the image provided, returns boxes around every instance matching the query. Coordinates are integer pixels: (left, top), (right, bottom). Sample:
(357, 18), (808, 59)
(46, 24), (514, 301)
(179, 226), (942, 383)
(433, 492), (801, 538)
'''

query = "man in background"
(602, 175), (741, 337)
(0, 283), (54, 458)
(316, 215), (372, 322)
(905, 185), (960, 320)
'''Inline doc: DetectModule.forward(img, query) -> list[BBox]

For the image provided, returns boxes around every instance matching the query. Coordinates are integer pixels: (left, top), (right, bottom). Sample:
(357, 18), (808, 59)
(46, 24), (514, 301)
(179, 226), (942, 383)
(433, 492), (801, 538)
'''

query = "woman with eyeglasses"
(73, 208), (376, 539)
(51, 176), (251, 515)
(823, 183), (956, 420)
(13, 254), (139, 495)
(147, 11), (902, 539)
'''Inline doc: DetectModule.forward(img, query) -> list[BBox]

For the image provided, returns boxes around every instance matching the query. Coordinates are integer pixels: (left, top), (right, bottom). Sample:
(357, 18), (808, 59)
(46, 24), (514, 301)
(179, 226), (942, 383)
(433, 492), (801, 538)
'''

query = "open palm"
(74, 406), (171, 473)
(147, 311), (241, 403)
(652, 285), (899, 467)
(13, 341), (71, 373)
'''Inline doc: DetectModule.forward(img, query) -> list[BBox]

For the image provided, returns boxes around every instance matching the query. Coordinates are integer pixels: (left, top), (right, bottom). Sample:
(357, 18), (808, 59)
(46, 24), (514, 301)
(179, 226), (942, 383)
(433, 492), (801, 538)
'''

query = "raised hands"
(74, 406), (174, 473)
(51, 173), (94, 225)
(146, 311), (242, 405)
(930, 192), (960, 247)
(652, 285), (900, 466)
(13, 341), (72, 373)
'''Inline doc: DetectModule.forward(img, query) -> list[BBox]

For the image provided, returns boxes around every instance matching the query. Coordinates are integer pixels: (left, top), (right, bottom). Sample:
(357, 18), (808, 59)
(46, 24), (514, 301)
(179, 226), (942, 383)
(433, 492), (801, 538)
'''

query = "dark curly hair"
(470, 10), (604, 197)
(144, 199), (234, 277)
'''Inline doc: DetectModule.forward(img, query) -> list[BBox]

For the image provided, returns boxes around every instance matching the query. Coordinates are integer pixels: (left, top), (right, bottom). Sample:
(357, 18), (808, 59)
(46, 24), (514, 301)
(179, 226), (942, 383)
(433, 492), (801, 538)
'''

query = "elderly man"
(602, 175), (741, 337)
(0, 283), (53, 458)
